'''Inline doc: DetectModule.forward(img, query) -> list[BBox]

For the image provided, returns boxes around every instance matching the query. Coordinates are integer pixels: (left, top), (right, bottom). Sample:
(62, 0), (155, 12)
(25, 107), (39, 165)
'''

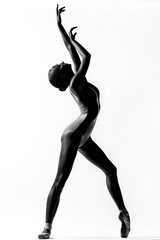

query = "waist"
(80, 109), (100, 120)
(80, 105), (100, 117)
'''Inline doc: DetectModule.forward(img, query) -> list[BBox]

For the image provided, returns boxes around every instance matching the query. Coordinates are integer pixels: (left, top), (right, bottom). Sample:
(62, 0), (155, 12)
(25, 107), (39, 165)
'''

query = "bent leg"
(46, 131), (82, 224)
(78, 137), (126, 211)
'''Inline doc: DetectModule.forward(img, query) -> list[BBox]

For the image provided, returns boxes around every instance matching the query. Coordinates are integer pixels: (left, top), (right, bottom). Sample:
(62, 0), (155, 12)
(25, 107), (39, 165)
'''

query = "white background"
(0, 0), (160, 239)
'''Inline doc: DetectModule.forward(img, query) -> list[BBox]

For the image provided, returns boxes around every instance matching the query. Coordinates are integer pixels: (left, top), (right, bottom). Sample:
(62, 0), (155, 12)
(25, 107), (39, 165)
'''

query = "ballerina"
(38, 4), (131, 239)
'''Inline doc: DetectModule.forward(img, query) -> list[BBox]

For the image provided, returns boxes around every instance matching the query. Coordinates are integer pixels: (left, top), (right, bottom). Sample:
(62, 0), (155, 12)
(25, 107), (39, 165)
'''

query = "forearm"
(68, 45), (81, 71)
(57, 23), (71, 49)
(70, 39), (91, 59)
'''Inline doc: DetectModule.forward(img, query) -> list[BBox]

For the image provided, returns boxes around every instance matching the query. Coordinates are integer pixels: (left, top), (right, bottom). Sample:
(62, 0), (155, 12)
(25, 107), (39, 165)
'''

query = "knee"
(54, 174), (66, 193)
(105, 164), (117, 178)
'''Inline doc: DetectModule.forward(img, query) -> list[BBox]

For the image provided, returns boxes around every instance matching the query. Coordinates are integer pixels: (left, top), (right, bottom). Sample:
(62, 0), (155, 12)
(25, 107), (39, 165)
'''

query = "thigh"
(56, 131), (82, 180)
(78, 137), (116, 176)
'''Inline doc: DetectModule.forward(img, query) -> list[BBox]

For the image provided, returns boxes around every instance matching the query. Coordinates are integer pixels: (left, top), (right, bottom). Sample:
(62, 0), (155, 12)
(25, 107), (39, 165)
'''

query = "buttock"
(62, 114), (97, 147)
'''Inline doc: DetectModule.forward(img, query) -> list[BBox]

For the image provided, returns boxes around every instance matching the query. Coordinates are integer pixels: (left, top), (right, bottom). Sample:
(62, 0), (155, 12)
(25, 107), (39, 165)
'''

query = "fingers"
(60, 7), (65, 13)
(73, 32), (77, 38)
(57, 4), (65, 14)
(69, 26), (78, 36)
(70, 26), (78, 32)
(56, 4), (58, 15)
(69, 27), (78, 40)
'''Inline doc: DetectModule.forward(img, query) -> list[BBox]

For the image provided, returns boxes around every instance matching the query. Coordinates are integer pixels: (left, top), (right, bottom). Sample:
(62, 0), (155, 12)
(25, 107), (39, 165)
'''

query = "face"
(59, 62), (71, 70)
(50, 62), (72, 73)
(49, 62), (73, 91)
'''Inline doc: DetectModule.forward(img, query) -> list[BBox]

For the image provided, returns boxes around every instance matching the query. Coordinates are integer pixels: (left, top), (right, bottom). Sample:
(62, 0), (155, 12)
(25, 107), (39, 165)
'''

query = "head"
(48, 62), (74, 91)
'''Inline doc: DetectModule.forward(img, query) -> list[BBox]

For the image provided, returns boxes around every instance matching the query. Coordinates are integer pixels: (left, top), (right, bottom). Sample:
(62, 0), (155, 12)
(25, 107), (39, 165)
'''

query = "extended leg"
(78, 137), (130, 237)
(79, 137), (125, 210)
(38, 131), (82, 239)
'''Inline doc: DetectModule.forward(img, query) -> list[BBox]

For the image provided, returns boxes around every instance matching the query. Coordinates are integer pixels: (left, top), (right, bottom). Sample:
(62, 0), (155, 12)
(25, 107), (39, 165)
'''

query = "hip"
(62, 113), (97, 147)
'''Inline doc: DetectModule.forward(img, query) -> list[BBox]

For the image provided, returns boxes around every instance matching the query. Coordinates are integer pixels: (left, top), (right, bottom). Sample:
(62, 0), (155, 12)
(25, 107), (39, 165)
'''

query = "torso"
(62, 81), (100, 147)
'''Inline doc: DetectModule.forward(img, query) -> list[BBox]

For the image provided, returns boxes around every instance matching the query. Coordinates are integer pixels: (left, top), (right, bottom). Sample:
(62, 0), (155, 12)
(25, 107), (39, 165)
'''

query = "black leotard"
(62, 81), (100, 147)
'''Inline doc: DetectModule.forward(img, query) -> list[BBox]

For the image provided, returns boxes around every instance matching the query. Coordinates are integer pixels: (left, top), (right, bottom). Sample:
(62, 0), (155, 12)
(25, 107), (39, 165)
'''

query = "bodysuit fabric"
(63, 81), (101, 146)
(43, 80), (127, 228)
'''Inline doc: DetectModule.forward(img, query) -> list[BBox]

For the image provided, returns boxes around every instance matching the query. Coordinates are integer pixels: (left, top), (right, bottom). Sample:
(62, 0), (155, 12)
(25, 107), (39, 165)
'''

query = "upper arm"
(70, 54), (91, 90)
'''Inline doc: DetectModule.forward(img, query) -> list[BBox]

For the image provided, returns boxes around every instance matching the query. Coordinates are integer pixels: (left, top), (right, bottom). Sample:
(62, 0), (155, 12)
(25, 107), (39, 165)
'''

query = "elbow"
(84, 52), (91, 61)
(86, 52), (91, 59)
(87, 53), (91, 64)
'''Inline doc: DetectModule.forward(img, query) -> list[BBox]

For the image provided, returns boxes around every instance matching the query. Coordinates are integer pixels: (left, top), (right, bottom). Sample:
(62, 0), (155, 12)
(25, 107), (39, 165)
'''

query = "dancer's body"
(38, 5), (130, 239)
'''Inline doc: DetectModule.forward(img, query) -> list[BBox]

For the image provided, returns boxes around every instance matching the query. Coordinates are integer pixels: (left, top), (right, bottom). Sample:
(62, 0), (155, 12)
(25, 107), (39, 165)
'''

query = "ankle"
(42, 228), (51, 234)
(120, 208), (128, 213)
(44, 222), (52, 231)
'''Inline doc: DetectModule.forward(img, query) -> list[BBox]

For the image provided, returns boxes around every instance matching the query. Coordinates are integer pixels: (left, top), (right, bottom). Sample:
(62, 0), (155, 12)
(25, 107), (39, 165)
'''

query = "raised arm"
(69, 27), (91, 90)
(56, 4), (81, 72)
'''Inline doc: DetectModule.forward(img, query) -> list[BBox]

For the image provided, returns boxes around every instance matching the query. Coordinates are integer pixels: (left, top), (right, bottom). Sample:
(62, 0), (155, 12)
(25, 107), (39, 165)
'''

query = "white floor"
(43, 237), (160, 240)
(25, 237), (160, 240)
(48, 238), (160, 240)
(2, 234), (160, 240)
(43, 238), (160, 240)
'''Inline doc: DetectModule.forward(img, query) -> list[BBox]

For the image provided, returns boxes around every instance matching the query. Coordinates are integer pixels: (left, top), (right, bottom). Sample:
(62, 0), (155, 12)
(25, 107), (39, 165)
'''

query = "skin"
(55, 4), (90, 91)
(38, 4), (130, 239)
(49, 62), (73, 91)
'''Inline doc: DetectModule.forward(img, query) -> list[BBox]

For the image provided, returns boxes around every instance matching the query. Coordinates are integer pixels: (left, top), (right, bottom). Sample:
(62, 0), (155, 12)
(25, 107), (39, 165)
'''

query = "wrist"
(57, 22), (62, 27)
(70, 38), (75, 43)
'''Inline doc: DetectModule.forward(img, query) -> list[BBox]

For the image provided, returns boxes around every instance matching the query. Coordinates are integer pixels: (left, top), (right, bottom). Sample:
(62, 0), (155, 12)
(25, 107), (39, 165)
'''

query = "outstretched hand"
(56, 4), (65, 25)
(69, 27), (78, 41)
